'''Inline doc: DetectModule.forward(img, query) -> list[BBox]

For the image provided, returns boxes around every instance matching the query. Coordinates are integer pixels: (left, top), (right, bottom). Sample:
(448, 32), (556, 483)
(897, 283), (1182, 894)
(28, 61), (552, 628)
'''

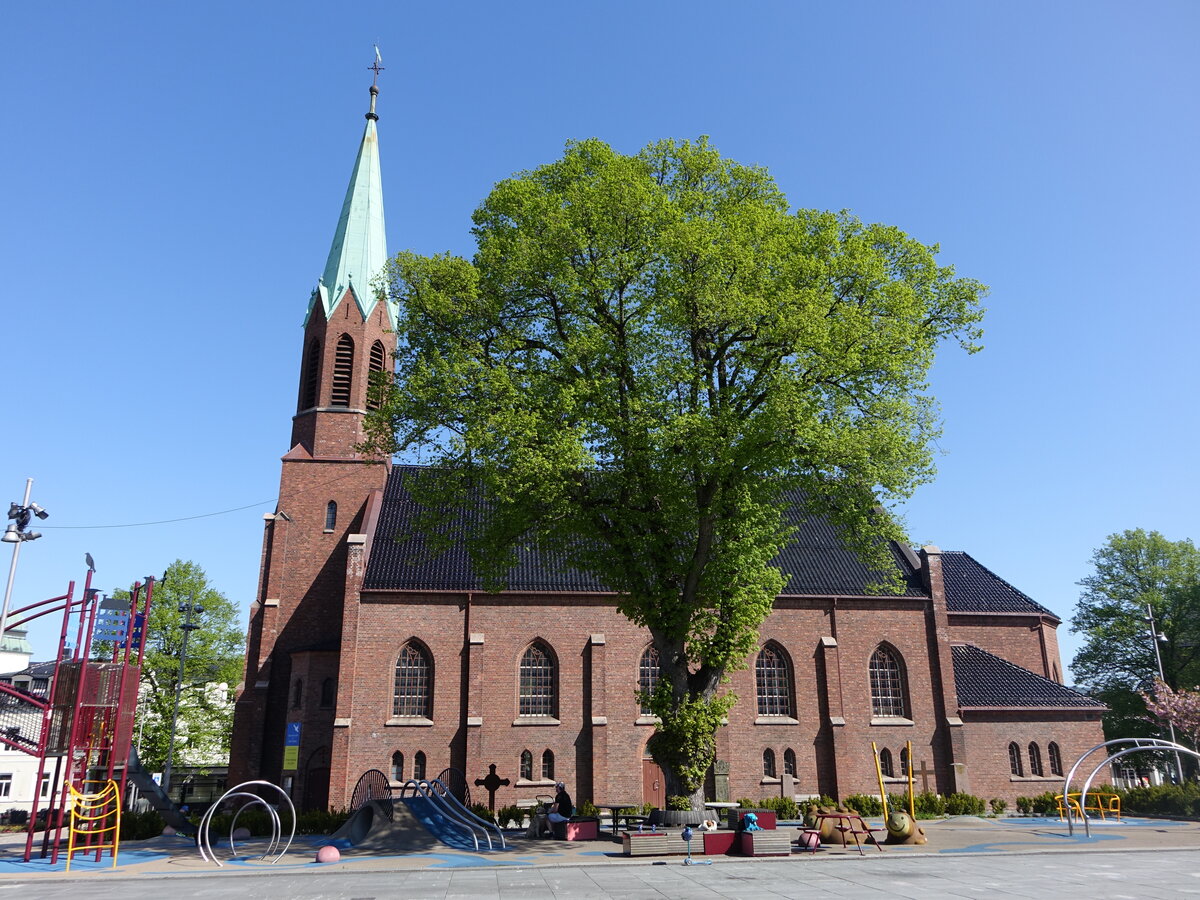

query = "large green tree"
(132, 559), (244, 772)
(364, 138), (986, 806)
(1072, 529), (1200, 742)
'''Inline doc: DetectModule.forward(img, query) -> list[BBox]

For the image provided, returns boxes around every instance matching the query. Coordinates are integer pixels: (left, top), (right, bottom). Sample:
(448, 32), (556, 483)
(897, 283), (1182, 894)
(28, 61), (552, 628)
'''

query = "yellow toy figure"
(884, 809), (927, 845)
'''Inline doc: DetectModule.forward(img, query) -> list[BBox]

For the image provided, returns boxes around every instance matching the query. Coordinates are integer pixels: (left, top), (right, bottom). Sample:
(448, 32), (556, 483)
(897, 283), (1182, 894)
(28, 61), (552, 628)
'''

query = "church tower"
(229, 71), (395, 804)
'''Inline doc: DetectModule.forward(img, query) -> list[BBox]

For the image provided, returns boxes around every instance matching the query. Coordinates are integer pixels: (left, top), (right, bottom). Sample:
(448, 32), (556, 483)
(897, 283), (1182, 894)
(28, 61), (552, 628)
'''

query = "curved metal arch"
(197, 780), (296, 867)
(1076, 742), (1200, 838)
(1062, 738), (1189, 836)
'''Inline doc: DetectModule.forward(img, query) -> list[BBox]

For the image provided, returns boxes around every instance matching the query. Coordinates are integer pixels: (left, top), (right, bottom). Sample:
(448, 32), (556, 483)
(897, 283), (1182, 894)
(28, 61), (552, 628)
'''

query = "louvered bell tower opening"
(331, 334), (355, 407)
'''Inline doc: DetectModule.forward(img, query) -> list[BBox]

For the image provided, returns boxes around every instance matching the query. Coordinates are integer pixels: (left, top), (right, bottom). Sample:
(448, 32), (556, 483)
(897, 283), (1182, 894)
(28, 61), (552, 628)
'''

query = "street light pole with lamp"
(1145, 602), (1186, 782)
(1, 478), (49, 648)
(161, 595), (203, 798)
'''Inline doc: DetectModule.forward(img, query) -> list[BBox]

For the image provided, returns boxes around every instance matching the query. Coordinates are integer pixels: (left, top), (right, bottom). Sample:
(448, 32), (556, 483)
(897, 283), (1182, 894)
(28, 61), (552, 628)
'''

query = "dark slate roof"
(952, 644), (1104, 709)
(364, 466), (926, 597)
(941, 551), (1058, 619)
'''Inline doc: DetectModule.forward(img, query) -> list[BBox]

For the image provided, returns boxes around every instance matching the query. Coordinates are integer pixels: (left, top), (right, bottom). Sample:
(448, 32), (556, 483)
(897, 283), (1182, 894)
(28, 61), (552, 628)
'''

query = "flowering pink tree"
(1142, 679), (1200, 748)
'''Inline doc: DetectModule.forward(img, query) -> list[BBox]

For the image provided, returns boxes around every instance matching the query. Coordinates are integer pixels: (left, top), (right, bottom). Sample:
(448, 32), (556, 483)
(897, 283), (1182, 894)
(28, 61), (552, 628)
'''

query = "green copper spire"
(308, 76), (395, 328)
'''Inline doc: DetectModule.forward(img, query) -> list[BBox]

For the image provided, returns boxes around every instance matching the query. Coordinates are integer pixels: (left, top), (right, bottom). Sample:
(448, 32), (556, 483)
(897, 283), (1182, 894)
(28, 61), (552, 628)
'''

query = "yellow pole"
(906, 740), (915, 820)
(871, 741), (889, 819)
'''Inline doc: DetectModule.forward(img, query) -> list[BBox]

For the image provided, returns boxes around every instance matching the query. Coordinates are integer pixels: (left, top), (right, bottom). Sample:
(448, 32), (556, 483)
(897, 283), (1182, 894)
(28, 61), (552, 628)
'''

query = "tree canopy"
(364, 137), (986, 801)
(133, 559), (244, 772)
(1072, 529), (1200, 741)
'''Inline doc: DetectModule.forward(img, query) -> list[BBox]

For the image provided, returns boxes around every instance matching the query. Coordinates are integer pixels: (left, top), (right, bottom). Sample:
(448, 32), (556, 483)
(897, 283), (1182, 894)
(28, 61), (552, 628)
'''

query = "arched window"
(1048, 742), (1063, 777)
(519, 642), (556, 717)
(638, 645), (660, 715)
(300, 338), (321, 410)
(783, 748), (797, 777)
(520, 750), (533, 781)
(331, 334), (354, 407)
(292, 678), (304, 709)
(869, 645), (907, 718)
(763, 748), (777, 778)
(367, 340), (386, 411)
(325, 500), (337, 531)
(900, 746), (910, 777)
(320, 677), (336, 708)
(542, 749), (555, 780)
(414, 751), (426, 781)
(393, 641), (432, 718)
(1028, 742), (1044, 777)
(1008, 741), (1023, 776)
(391, 751), (404, 783)
(879, 747), (894, 778)
(755, 643), (792, 717)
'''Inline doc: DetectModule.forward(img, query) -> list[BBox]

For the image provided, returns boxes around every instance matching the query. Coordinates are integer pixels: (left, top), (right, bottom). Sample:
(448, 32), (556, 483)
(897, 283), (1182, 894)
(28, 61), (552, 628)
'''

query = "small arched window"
(1048, 742), (1063, 777)
(783, 748), (797, 777)
(1009, 741), (1024, 776)
(331, 334), (354, 407)
(869, 645), (907, 718)
(519, 642), (556, 717)
(320, 677), (336, 708)
(393, 641), (432, 718)
(755, 643), (793, 717)
(900, 746), (910, 777)
(367, 340), (386, 411)
(391, 751), (404, 783)
(763, 748), (777, 778)
(1028, 742), (1044, 777)
(879, 747), (894, 778)
(638, 645), (660, 716)
(325, 501), (337, 531)
(292, 678), (304, 709)
(542, 749), (555, 780)
(520, 750), (533, 781)
(301, 338), (322, 410)
(414, 751), (426, 781)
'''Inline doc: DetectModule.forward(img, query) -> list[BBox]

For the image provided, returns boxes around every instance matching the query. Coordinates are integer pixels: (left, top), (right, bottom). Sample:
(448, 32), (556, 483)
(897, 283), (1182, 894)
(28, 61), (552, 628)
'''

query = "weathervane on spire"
(367, 45), (384, 120)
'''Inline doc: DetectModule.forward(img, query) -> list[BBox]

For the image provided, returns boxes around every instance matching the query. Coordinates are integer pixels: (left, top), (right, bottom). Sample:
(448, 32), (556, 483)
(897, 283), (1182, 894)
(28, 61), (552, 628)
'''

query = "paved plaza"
(2, 816), (1199, 898)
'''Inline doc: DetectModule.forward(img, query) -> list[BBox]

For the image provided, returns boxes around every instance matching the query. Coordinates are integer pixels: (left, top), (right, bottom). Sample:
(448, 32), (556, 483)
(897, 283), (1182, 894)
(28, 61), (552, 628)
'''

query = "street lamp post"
(1, 478), (49, 648)
(161, 595), (203, 799)
(1145, 602), (1185, 783)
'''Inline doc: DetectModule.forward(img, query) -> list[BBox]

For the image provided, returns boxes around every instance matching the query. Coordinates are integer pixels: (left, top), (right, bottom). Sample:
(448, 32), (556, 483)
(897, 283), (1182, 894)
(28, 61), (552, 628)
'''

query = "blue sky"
(2, 1), (1196, 680)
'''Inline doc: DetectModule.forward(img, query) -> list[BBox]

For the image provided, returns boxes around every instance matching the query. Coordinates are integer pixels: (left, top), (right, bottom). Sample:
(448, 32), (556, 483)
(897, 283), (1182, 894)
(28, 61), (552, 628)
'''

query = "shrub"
(495, 804), (526, 828)
(737, 797), (756, 809)
(843, 794), (883, 817)
(576, 800), (599, 818)
(121, 810), (166, 841)
(1122, 782), (1200, 817)
(944, 792), (986, 816)
(296, 808), (350, 835)
(989, 798), (1007, 816)
(1015, 796), (1031, 814)
(1030, 792), (1059, 816)
(469, 802), (495, 822)
(5, 809), (28, 826)
(666, 795), (692, 811)
(914, 791), (946, 816)
(755, 796), (799, 820)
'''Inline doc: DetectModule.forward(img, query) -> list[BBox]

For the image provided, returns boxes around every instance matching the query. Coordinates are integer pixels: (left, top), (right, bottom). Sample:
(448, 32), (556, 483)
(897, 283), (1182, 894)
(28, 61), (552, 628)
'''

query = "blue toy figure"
(743, 812), (761, 832)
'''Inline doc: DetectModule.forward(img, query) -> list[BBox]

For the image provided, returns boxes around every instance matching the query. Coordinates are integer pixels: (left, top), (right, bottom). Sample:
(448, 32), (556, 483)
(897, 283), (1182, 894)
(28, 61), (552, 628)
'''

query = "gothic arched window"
(331, 333), (354, 407)
(292, 678), (303, 709)
(1048, 742), (1063, 777)
(763, 748), (777, 778)
(301, 338), (321, 410)
(869, 645), (908, 718)
(755, 643), (793, 717)
(393, 641), (432, 718)
(638, 645), (660, 715)
(320, 677), (336, 708)
(414, 751), (426, 781)
(900, 746), (910, 777)
(391, 751), (404, 783)
(783, 748), (797, 777)
(367, 340), (386, 411)
(1009, 741), (1024, 776)
(325, 500), (337, 531)
(542, 749), (555, 780)
(1028, 742), (1044, 777)
(519, 642), (556, 717)
(879, 747), (895, 778)
(520, 750), (533, 781)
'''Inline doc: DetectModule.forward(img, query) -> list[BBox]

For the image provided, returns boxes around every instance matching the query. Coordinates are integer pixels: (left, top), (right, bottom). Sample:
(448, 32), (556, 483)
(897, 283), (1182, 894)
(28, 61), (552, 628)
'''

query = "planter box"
(736, 810), (777, 830)
(702, 831), (736, 855)
(738, 829), (792, 857)
(564, 818), (598, 841)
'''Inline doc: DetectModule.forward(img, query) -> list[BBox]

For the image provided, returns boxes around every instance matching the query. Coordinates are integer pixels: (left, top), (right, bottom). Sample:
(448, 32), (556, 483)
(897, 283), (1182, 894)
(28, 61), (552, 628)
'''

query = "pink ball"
(800, 831), (821, 849)
(315, 845), (341, 864)
(162, 826), (176, 836)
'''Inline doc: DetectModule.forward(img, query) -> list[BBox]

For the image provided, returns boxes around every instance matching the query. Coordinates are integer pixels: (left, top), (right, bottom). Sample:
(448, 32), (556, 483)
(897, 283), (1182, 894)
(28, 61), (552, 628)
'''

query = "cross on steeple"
(369, 45), (385, 86)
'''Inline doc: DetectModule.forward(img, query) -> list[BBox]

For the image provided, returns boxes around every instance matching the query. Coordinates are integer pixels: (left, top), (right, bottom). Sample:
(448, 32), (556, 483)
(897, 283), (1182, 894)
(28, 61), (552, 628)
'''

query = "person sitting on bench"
(547, 781), (574, 830)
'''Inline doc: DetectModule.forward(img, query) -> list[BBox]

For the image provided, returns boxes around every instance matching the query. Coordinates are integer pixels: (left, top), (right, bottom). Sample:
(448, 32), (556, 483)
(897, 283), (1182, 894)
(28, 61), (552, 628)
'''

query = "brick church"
(229, 82), (1105, 812)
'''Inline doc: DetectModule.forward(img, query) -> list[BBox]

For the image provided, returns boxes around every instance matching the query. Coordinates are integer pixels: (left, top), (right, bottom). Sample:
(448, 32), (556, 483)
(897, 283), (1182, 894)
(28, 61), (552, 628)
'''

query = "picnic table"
(815, 812), (883, 855)
(594, 802), (643, 837)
